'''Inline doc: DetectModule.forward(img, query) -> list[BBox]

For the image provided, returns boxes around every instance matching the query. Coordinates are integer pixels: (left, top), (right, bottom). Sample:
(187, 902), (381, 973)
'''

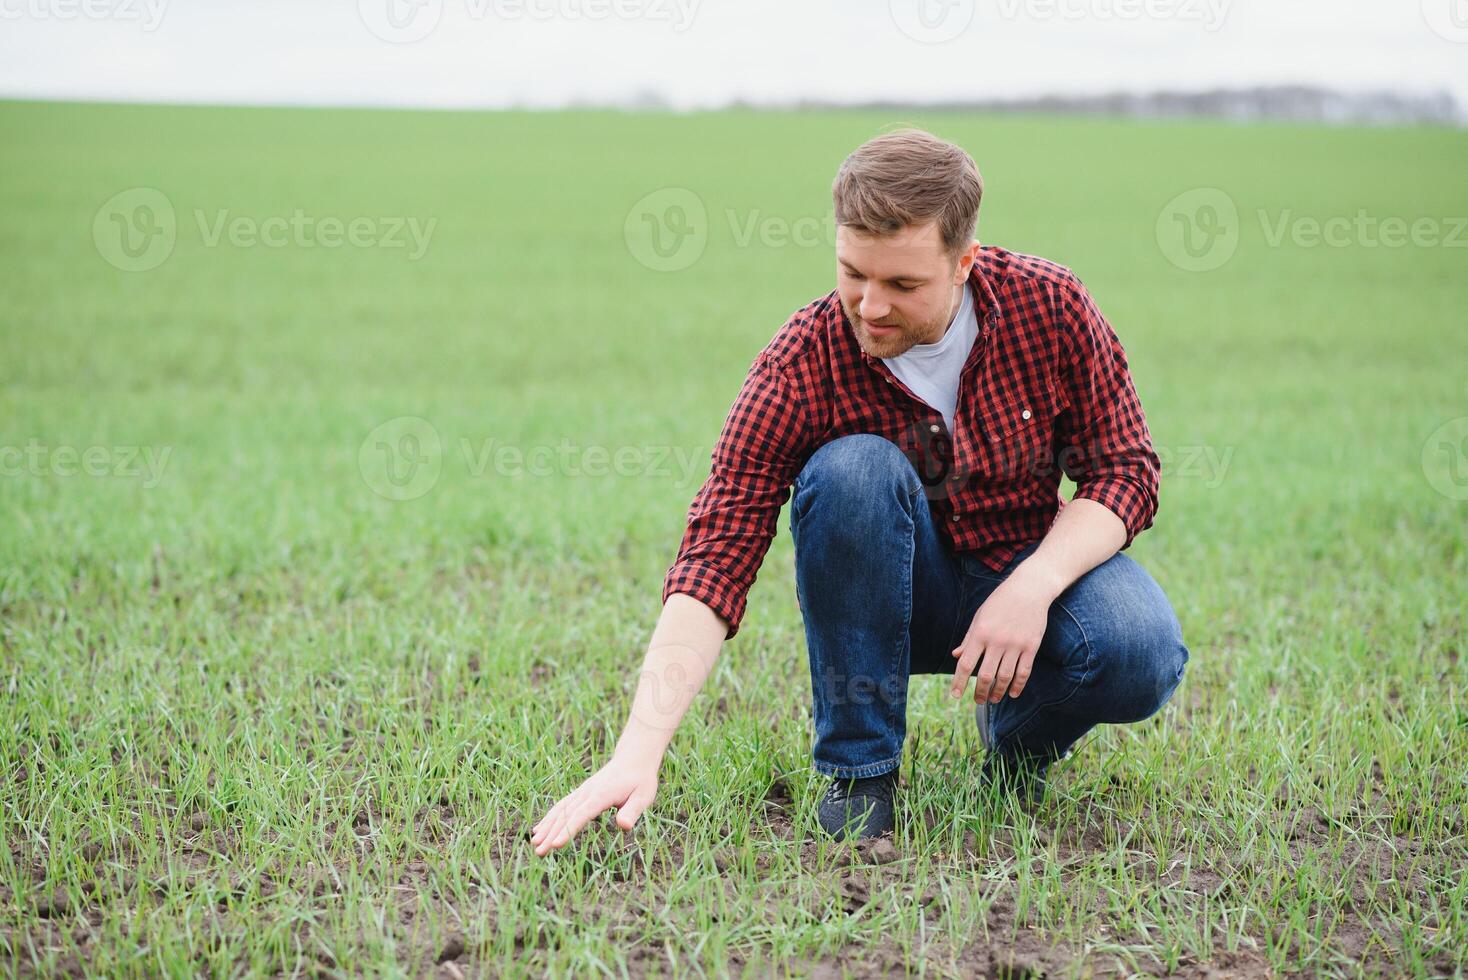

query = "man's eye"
(842, 270), (916, 291)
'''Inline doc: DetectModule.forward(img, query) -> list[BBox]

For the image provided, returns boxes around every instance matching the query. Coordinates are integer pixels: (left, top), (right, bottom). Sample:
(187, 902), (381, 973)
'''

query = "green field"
(1, 100), (1465, 977)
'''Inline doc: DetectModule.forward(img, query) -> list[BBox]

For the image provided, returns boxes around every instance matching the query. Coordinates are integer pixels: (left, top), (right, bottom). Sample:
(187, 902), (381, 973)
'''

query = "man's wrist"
(612, 722), (670, 770)
(1009, 553), (1069, 603)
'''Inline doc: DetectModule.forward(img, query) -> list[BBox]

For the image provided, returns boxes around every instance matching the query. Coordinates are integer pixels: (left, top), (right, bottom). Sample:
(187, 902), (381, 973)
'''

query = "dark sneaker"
(981, 751), (1052, 807)
(817, 769), (898, 840)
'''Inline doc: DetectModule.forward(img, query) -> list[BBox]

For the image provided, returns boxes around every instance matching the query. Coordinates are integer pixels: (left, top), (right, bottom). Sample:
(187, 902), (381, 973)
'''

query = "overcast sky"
(1, 0), (1464, 110)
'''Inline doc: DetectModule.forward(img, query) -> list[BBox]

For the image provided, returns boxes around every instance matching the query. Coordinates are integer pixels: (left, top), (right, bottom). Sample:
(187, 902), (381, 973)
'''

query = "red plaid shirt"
(663, 245), (1160, 640)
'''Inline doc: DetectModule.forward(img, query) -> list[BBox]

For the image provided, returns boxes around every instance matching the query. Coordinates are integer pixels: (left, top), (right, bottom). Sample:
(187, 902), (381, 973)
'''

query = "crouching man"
(531, 127), (1190, 852)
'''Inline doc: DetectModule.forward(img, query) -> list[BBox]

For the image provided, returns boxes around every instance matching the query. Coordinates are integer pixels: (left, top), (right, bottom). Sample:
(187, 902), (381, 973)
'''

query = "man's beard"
(844, 299), (949, 358)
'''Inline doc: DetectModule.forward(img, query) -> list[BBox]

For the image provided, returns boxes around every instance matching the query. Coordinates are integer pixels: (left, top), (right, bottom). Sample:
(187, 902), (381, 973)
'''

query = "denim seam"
(889, 483), (917, 771)
(948, 570), (967, 657)
(995, 597), (1095, 758)
(815, 751), (904, 780)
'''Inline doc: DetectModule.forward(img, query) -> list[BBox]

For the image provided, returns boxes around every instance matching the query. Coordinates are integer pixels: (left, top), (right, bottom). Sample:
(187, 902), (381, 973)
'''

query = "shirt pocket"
(975, 379), (1059, 487)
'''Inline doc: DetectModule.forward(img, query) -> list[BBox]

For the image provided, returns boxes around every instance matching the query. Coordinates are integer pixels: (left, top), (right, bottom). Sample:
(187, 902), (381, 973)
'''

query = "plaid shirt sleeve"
(1053, 272), (1161, 549)
(662, 350), (814, 640)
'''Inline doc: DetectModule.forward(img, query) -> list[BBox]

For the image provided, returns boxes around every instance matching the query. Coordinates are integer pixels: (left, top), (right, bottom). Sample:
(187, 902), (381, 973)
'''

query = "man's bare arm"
(530, 593), (727, 856)
(1006, 497), (1128, 604)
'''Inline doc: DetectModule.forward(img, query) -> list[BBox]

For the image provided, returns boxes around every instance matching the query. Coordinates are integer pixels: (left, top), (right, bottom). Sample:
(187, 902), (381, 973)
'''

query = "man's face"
(837, 220), (979, 359)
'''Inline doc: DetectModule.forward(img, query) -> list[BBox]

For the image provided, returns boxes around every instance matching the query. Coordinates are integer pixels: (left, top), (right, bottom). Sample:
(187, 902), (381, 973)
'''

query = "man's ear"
(955, 239), (980, 281)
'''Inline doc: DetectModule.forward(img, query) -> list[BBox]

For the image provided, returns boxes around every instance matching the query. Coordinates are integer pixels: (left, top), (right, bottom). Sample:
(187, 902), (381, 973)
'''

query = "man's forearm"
(1007, 497), (1128, 603)
(611, 593), (728, 766)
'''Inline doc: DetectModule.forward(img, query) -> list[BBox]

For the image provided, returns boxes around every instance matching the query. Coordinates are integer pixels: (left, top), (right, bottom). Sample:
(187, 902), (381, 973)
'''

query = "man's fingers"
(1002, 649), (1035, 700)
(951, 641), (984, 697)
(615, 784), (655, 830)
(545, 804), (581, 850)
(534, 790), (577, 835)
(534, 800), (573, 854)
(551, 789), (618, 849)
(955, 643), (984, 686)
(536, 788), (588, 853)
(552, 791), (596, 844)
(1009, 665), (1032, 698)
(533, 796), (569, 835)
(972, 647), (1002, 703)
(979, 648), (1019, 704)
(532, 798), (568, 844)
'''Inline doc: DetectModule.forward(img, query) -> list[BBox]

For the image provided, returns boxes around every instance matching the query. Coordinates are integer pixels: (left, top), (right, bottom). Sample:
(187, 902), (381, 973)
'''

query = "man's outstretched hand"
(530, 755), (659, 856)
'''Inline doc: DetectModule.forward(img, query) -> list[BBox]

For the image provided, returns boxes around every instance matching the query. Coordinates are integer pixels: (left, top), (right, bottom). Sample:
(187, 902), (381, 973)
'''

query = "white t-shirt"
(880, 283), (977, 434)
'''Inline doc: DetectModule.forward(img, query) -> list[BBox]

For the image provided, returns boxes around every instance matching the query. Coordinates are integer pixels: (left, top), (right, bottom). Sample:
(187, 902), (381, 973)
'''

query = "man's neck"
(934, 281), (964, 343)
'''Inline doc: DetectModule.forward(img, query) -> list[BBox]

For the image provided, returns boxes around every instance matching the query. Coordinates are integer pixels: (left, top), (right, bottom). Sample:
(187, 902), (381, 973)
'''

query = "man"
(531, 128), (1189, 854)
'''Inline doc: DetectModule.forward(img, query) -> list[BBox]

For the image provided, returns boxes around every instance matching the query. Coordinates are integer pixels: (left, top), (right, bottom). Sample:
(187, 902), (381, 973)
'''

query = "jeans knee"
(792, 434), (919, 524)
(1134, 634), (1188, 722)
(1153, 635), (1189, 714)
(1093, 613), (1188, 724)
(1063, 556), (1189, 724)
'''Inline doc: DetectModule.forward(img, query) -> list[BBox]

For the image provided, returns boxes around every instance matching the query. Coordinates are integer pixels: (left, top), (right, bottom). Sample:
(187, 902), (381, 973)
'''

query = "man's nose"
(858, 288), (891, 321)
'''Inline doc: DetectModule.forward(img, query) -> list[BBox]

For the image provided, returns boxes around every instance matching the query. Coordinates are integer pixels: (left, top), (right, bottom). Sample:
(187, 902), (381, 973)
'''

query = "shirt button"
(1021, 409), (1032, 420)
(950, 514), (960, 522)
(929, 424), (940, 433)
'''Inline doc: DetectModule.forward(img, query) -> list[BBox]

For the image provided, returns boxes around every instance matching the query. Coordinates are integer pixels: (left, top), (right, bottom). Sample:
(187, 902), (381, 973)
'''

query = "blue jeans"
(789, 433), (1190, 780)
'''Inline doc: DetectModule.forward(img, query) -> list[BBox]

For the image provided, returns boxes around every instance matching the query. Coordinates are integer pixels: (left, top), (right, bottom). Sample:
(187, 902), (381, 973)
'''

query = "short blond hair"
(831, 128), (983, 256)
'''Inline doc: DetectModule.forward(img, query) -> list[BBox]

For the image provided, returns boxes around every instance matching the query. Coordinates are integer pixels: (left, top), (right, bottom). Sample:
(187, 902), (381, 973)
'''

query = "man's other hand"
(950, 566), (1058, 704)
